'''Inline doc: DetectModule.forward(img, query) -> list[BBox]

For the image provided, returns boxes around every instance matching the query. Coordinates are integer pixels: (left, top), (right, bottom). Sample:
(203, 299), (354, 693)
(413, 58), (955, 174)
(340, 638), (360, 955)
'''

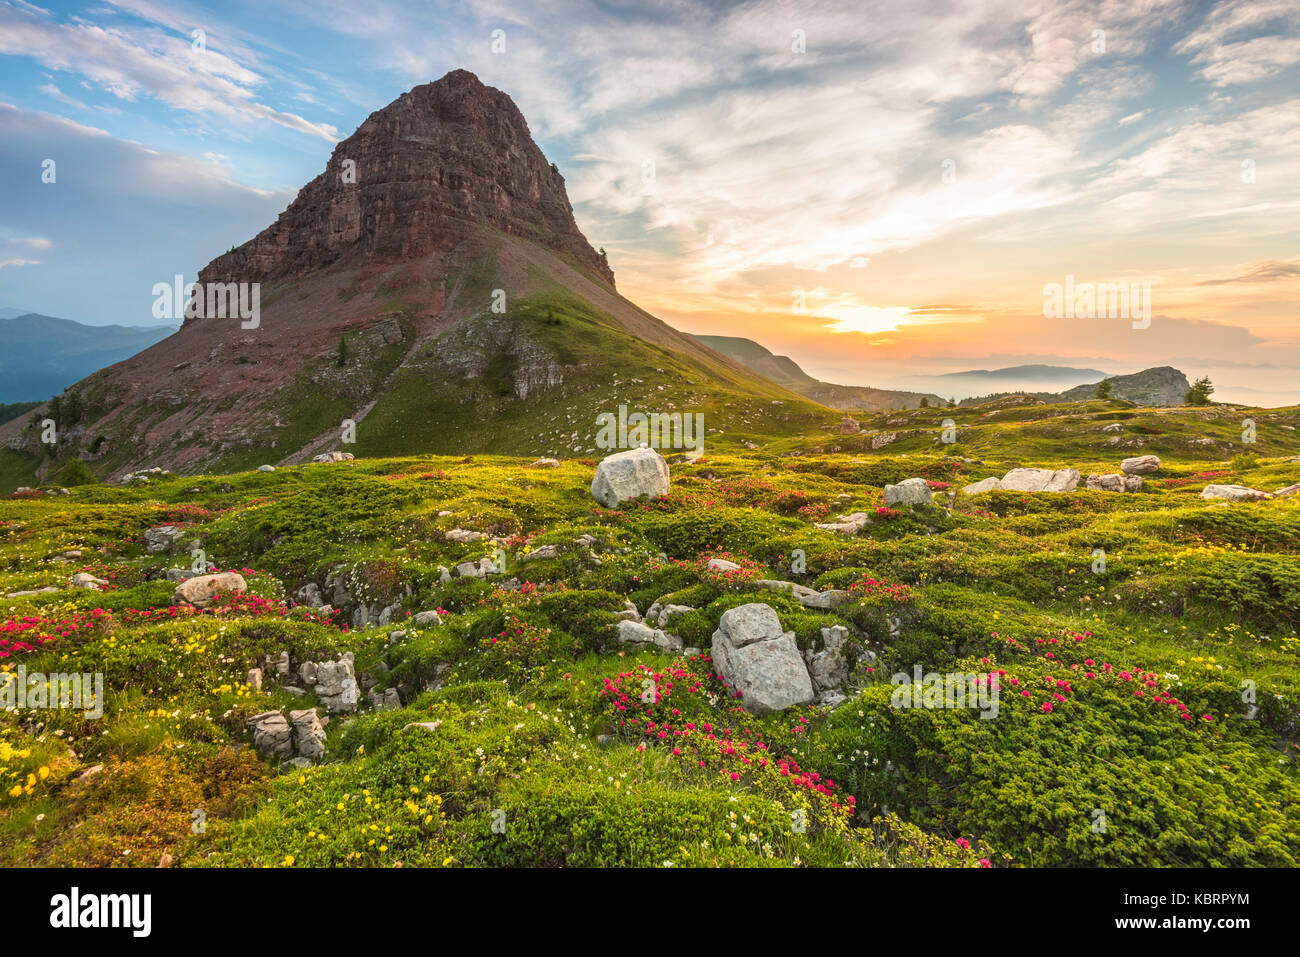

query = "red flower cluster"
(0, 608), (110, 658)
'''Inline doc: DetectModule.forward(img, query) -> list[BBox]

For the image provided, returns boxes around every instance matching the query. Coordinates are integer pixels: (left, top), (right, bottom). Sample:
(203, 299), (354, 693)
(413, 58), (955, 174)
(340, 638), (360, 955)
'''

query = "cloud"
(0, 102), (291, 323)
(0, 2), (338, 141)
(1175, 0), (1300, 86)
(1197, 259), (1300, 285)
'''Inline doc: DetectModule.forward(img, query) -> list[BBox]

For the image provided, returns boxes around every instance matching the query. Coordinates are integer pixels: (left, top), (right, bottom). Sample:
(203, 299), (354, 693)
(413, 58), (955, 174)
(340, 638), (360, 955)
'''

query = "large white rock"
(171, 572), (247, 607)
(710, 603), (813, 715)
(590, 447), (670, 508)
(1201, 484), (1272, 502)
(961, 477), (1003, 495)
(883, 477), (932, 507)
(1000, 467), (1081, 492)
(1121, 455), (1161, 475)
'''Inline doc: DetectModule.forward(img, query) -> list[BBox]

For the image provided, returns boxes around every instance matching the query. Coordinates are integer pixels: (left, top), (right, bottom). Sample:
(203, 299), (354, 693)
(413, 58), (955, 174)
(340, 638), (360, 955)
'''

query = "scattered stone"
(369, 687), (401, 711)
(257, 464), (276, 472)
(1275, 483), (1300, 498)
(144, 525), (185, 553)
(522, 544), (560, 561)
(645, 602), (695, 628)
(164, 568), (188, 582)
(171, 571), (247, 607)
(312, 451), (355, 463)
(838, 415), (860, 434)
(870, 432), (898, 450)
(313, 657), (359, 713)
(614, 619), (683, 654)
(446, 528), (486, 543)
(799, 589), (850, 610)
(590, 447), (670, 508)
(883, 477), (932, 507)
(295, 582), (323, 607)
(1086, 473), (1144, 492)
(290, 708), (326, 760)
(300, 661), (317, 685)
(1000, 467), (1080, 492)
(804, 625), (852, 693)
(706, 557), (741, 573)
(961, 476), (1003, 495)
(1200, 484), (1272, 502)
(709, 604), (813, 715)
(413, 610), (443, 627)
(403, 722), (441, 733)
(247, 711), (292, 759)
(529, 458), (560, 467)
(815, 512), (870, 535)
(5, 586), (59, 597)
(247, 667), (262, 692)
(70, 572), (107, 589)
(1121, 454), (1161, 475)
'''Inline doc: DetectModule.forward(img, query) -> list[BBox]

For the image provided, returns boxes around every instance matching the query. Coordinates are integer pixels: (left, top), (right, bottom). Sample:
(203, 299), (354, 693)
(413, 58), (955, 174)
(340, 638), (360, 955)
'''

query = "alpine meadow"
(0, 0), (1297, 913)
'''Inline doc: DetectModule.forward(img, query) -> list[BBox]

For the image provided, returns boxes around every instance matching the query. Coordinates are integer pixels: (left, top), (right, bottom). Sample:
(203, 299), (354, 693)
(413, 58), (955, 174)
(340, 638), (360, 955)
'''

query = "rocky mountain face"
(1056, 366), (1190, 406)
(693, 334), (944, 411)
(0, 70), (825, 485)
(960, 366), (1191, 408)
(197, 69), (613, 294)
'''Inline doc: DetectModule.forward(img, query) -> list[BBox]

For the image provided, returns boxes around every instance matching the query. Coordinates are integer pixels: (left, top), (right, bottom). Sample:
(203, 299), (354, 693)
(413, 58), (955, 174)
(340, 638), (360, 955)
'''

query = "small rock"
(883, 477), (932, 507)
(171, 572), (247, 607)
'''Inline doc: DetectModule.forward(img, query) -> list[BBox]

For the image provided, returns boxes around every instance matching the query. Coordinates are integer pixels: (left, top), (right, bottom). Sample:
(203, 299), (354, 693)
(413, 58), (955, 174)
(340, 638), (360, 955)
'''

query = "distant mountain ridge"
(935, 364), (1111, 382)
(0, 313), (177, 403)
(692, 334), (944, 411)
(959, 366), (1191, 407)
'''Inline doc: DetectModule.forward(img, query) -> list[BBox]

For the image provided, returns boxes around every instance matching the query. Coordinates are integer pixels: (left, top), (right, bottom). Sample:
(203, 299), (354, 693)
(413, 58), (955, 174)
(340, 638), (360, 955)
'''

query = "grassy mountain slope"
(0, 229), (832, 485)
(693, 334), (945, 411)
(2, 400), (1297, 867)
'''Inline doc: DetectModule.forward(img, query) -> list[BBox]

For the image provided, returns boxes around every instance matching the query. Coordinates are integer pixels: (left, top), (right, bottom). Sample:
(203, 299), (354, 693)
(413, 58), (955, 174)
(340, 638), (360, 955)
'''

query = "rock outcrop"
(1201, 484), (1272, 502)
(172, 572), (247, 607)
(196, 70), (614, 292)
(590, 447), (670, 508)
(709, 604), (813, 715)
(883, 477), (932, 507)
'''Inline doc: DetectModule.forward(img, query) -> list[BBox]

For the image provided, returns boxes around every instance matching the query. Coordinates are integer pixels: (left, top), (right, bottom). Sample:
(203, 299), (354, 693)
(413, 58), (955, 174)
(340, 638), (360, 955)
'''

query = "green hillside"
(2, 400), (1297, 867)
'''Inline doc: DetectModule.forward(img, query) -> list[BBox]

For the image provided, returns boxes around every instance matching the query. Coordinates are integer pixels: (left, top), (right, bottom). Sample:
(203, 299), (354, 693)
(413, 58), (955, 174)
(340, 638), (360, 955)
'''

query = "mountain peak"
(200, 70), (613, 288)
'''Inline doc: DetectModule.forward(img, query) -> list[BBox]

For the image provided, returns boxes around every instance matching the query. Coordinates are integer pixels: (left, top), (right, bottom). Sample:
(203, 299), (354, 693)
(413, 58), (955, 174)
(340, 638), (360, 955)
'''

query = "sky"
(1, 0), (1298, 404)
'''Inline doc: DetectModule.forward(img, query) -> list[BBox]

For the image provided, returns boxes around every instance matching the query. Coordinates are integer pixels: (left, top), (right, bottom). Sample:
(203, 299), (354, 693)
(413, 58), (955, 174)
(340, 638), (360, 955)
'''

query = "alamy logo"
(1, 666), (103, 718)
(890, 665), (999, 719)
(152, 274), (260, 329)
(1042, 275), (1151, 329)
(49, 887), (151, 937)
(595, 404), (704, 452)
